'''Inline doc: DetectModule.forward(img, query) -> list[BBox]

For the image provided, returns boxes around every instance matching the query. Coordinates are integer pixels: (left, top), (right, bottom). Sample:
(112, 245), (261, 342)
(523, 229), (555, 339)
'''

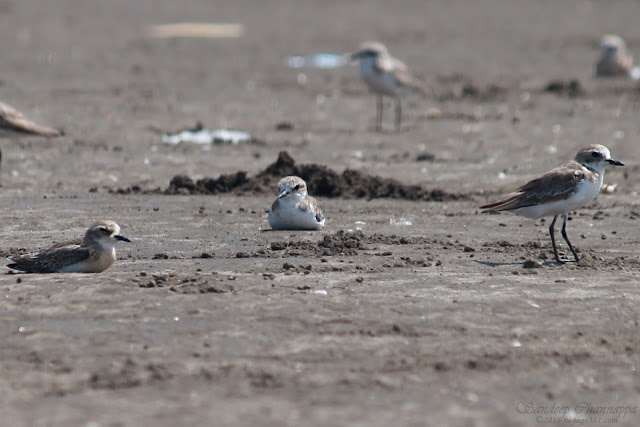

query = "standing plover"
(268, 176), (325, 230)
(351, 41), (427, 132)
(594, 34), (634, 78)
(8, 220), (130, 273)
(480, 145), (623, 263)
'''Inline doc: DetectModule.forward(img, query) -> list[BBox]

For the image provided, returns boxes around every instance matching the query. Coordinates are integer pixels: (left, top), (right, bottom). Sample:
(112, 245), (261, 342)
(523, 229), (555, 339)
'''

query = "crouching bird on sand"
(268, 176), (325, 231)
(8, 220), (130, 273)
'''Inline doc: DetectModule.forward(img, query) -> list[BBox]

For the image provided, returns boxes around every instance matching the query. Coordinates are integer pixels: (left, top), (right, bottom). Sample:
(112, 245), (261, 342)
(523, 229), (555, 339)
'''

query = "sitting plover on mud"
(0, 100), (62, 137)
(8, 220), (130, 273)
(594, 34), (634, 78)
(480, 145), (623, 263)
(351, 41), (427, 132)
(268, 176), (325, 230)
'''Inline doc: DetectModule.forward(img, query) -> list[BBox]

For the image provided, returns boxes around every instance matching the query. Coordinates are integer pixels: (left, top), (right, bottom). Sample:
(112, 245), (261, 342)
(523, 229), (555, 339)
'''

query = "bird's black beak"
(607, 159), (624, 166)
(115, 235), (131, 243)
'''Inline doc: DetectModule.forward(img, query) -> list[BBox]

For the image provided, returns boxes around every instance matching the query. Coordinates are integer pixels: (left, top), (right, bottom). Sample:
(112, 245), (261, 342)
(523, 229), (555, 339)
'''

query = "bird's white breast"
(359, 58), (401, 97)
(269, 196), (323, 230)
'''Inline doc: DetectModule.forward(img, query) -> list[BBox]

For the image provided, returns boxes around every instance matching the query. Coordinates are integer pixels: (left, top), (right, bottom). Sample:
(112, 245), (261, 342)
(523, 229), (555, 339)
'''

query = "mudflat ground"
(1, 0), (640, 425)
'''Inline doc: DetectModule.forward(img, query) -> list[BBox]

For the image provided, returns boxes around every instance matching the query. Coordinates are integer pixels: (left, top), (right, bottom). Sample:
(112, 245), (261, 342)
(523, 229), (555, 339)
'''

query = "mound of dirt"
(167, 172), (251, 195)
(164, 151), (465, 201)
(432, 73), (509, 102)
(267, 231), (431, 258)
(135, 273), (234, 293)
(267, 230), (367, 257)
(543, 79), (585, 97)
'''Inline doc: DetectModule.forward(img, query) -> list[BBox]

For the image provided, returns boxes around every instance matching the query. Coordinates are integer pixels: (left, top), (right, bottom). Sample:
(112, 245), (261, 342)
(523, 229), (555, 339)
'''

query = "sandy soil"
(2, 0), (640, 425)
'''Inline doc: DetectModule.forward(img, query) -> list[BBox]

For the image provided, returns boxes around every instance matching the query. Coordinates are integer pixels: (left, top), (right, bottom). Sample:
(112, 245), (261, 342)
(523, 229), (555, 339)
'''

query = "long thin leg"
(549, 215), (561, 263)
(376, 95), (383, 132)
(561, 213), (579, 262)
(394, 97), (402, 132)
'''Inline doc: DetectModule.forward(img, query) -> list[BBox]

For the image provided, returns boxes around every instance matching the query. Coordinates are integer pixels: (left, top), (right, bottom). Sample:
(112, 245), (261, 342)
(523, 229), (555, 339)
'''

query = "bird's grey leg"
(394, 98), (402, 132)
(561, 213), (579, 262)
(376, 95), (383, 132)
(549, 214), (562, 263)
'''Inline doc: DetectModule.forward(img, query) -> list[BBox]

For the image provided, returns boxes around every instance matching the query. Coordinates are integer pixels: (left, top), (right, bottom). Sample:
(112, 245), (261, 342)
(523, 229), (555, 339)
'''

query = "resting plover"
(268, 176), (325, 230)
(8, 220), (130, 273)
(351, 41), (427, 132)
(480, 145), (623, 263)
(594, 34), (634, 78)
(0, 100), (62, 137)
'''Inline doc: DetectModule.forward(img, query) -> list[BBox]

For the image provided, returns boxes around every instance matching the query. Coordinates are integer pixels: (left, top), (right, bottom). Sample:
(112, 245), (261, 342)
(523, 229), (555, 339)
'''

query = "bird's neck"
(282, 193), (305, 205)
(580, 163), (606, 186)
(581, 162), (604, 175)
(359, 57), (378, 74)
(85, 238), (115, 252)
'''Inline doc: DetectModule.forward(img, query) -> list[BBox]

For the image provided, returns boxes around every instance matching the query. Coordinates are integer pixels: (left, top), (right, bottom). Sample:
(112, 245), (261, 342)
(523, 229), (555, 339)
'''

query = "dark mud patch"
(543, 78), (585, 97)
(167, 172), (250, 195)
(481, 240), (640, 271)
(269, 232), (438, 259)
(0, 248), (29, 260)
(89, 358), (172, 391)
(540, 77), (640, 99)
(573, 251), (640, 271)
(135, 273), (234, 293)
(482, 240), (545, 253)
(270, 230), (368, 256)
(433, 73), (509, 102)
(233, 231), (416, 259)
(113, 151), (466, 201)
(421, 109), (504, 122)
(215, 231), (426, 260)
(311, 230), (368, 256)
(481, 240), (564, 263)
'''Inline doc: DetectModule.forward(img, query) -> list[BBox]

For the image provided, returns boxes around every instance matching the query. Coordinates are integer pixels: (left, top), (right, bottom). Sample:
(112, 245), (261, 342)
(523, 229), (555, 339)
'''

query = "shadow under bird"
(268, 176), (325, 230)
(8, 220), (130, 273)
(351, 41), (428, 132)
(480, 145), (623, 263)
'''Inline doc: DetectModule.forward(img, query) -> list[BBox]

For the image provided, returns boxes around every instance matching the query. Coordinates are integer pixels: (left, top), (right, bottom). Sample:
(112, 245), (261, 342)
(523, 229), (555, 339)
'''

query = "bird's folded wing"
(299, 197), (323, 222)
(376, 56), (427, 94)
(46, 238), (83, 250)
(10, 244), (91, 273)
(482, 166), (585, 212)
(512, 167), (585, 208)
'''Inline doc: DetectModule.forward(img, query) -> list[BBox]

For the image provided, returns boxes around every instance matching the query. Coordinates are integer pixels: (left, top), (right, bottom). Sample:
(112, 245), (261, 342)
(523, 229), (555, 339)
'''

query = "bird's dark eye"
(100, 228), (110, 234)
(592, 151), (601, 158)
(294, 184), (301, 190)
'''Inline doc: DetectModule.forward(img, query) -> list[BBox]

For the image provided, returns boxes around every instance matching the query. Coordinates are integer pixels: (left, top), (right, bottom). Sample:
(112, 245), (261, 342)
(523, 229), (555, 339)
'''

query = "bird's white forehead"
(588, 144), (610, 156)
(601, 34), (624, 49)
(357, 41), (388, 54)
(277, 176), (306, 189)
(90, 220), (120, 235)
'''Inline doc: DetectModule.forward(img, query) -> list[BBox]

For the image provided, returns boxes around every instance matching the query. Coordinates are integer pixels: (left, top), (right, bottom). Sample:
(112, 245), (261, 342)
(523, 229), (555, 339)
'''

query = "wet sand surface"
(1, 0), (640, 425)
